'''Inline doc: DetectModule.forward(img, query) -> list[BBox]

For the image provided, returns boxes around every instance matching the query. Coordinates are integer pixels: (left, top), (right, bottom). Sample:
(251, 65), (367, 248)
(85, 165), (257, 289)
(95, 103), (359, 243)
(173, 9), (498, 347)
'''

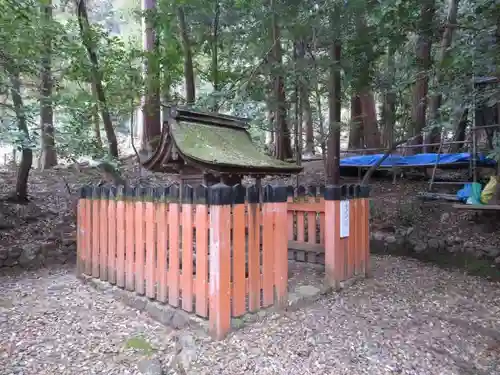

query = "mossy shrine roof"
(142, 107), (303, 175)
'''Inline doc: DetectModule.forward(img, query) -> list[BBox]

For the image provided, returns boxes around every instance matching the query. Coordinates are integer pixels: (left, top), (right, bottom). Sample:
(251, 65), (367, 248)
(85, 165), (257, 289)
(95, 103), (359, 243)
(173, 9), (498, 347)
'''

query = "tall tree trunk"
(315, 89), (326, 157)
(76, 0), (118, 158)
(293, 42), (300, 162)
(296, 40), (314, 156)
(211, 0), (220, 112)
(40, 0), (57, 170)
(326, 39), (342, 185)
(382, 92), (396, 148)
(449, 108), (468, 152)
(302, 91), (314, 156)
(90, 83), (102, 145)
(311, 29), (326, 156)
(360, 90), (381, 150)
(162, 85), (171, 120)
(411, 0), (435, 153)
(381, 46), (396, 148)
(10, 70), (33, 202)
(425, 0), (460, 151)
(265, 96), (275, 155)
(293, 80), (300, 162)
(349, 95), (363, 148)
(142, 0), (161, 151)
(177, 6), (196, 105)
(270, 0), (292, 160)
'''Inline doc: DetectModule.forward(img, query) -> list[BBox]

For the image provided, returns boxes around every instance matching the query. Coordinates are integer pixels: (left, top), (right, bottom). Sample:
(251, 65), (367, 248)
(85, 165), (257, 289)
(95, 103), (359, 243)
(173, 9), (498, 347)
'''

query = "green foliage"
(0, 0), (497, 165)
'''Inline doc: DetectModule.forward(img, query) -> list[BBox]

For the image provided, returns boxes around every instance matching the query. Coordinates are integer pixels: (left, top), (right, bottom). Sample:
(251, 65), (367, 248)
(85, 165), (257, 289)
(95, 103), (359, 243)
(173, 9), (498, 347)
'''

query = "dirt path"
(1, 256), (499, 375)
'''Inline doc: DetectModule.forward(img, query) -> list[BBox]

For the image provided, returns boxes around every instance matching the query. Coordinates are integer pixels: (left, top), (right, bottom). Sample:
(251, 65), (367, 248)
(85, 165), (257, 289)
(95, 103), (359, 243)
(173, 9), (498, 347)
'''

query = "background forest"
(0, 0), (498, 201)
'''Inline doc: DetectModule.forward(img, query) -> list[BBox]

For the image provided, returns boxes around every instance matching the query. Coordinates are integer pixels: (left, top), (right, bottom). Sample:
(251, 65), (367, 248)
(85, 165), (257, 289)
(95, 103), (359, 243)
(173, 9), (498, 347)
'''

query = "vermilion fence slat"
(91, 189), (100, 278)
(125, 192), (135, 291)
(168, 202), (180, 307)
(262, 199), (274, 308)
(115, 191), (126, 288)
(156, 199), (168, 303)
(145, 195), (156, 299)
(195, 204), (209, 318)
(107, 191), (117, 284)
(99, 191), (109, 281)
(247, 200), (261, 312)
(181, 202), (194, 312)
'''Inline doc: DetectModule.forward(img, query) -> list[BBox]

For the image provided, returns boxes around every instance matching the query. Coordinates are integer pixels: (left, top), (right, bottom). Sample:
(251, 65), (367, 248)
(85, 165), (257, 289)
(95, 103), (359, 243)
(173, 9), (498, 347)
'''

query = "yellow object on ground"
(480, 176), (498, 204)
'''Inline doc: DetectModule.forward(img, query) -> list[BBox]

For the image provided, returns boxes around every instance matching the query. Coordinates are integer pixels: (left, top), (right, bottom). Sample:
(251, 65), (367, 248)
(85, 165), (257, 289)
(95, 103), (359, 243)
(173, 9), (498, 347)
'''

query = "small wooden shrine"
(142, 107), (303, 187)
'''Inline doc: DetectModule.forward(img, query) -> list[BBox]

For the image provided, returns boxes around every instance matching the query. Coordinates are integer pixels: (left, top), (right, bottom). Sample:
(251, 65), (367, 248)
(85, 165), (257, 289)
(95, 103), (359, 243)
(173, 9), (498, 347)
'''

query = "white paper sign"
(340, 200), (350, 238)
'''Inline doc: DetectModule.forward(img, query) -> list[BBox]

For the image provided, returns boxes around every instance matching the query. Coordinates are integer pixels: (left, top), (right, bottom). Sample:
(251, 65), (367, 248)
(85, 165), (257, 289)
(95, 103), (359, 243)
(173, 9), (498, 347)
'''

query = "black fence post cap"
(232, 184), (246, 205)
(247, 184), (260, 204)
(347, 184), (356, 199)
(359, 184), (371, 198)
(194, 185), (208, 204)
(324, 185), (342, 201)
(272, 185), (288, 203)
(263, 185), (274, 203)
(208, 183), (233, 205)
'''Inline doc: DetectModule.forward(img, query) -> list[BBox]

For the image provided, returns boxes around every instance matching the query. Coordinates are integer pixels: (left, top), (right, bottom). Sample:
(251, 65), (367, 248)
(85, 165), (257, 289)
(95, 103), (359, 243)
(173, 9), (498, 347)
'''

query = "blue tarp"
(457, 182), (483, 204)
(340, 152), (496, 168)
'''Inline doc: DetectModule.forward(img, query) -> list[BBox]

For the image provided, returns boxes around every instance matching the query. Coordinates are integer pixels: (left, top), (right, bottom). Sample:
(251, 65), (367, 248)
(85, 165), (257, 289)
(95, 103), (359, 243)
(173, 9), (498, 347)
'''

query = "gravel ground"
(0, 266), (177, 375)
(1, 256), (500, 375)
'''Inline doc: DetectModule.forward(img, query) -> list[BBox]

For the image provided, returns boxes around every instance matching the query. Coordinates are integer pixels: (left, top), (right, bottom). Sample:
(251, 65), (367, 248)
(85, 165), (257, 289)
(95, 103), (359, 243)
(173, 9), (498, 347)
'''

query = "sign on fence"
(340, 200), (350, 238)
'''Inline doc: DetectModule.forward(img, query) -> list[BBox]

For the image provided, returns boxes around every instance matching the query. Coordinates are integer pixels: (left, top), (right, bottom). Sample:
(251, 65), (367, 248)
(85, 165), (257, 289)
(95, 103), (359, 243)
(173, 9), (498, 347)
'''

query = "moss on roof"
(171, 121), (302, 173)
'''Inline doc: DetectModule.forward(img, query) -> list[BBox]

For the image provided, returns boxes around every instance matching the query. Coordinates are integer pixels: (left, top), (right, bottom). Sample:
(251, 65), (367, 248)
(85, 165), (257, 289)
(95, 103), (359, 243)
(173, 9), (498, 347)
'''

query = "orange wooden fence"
(77, 182), (370, 339)
(287, 186), (326, 263)
(77, 183), (289, 340)
(286, 184), (370, 284)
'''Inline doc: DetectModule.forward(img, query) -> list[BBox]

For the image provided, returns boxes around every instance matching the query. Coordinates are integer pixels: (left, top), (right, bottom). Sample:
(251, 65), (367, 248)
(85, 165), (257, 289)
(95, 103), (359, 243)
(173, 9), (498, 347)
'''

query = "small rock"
(137, 358), (163, 375)
(178, 333), (196, 349)
(0, 298), (13, 308)
(385, 235), (397, 244)
(296, 285), (320, 298)
(440, 213), (450, 223)
(287, 292), (301, 306)
(62, 238), (76, 247)
(171, 311), (189, 329)
(18, 247), (39, 268)
(40, 241), (58, 253)
(177, 348), (197, 372)
(414, 243), (427, 253)
(495, 256), (500, 265)
(0, 248), (8, 260)
(243, 313), (259, 323)
(465, 246), (477, 255)
(428, 239), (440, 249)
(232, 318), (245, 329)
(145, 302), (174, 326)
(464, 241), (474, 249)
(406, 227), (414, 236)
(121, 293), (147, 311)
(9, 247), (22, 259)
(485, 247), (500, 258)
(3, 257), (18, 267)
